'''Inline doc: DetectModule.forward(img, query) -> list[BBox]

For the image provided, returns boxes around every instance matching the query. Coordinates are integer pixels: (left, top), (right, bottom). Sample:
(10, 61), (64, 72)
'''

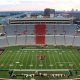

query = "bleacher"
(0, 24), (80, 47)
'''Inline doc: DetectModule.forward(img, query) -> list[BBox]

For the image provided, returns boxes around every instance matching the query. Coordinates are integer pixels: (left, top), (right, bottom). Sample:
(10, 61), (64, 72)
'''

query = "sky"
(0, 0), (80, 11)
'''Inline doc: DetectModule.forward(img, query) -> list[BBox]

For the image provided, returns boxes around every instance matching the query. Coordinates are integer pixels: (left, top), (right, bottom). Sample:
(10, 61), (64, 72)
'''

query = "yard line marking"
(62, 51), (65, 53)
(30, 78), (35, 80)
(47, 50), (52, 69)
(51, 51), (57, 69)
(16, 62), (20, 64)
(71, 50), (80, 69)
(14, 52), (21, 69)
(29, 64), (33, 67)
(63, 50), (71, 69)
(9, 64), (13, 67)
(59, 50), (68, 69)
(19, 64), (23, 66)
(19, 64), (23, 69)
(56, 50), (62, 68)
(59, 53), (62, 54)
(32, 51), (34, 52)
(44, 51), (47, 69)
(25, 50), (31, 69)
(47, 51), (50, 52)
(59, 64), (63, 67)
(38, 51), (43, 69)
(1, 48), (13, 69)
(20, 49), (26, 69)
(67, 51), (76, 69)
(59, 50), (69, 68)
(39, 51), (42, 52)
(57, 50), (65, 68)
(17, 51), (20, 52)
(20, 49), (60, 50)
(46, 51), (50, 69)
(6, 50), (17, 69)
(69, 64), (73, 67)
(70, 52), (79, 69)
(1, 64), (4, 66)
(41, 50), (47, 69)
(14, 50), (23, 69)
(49, 64), (53, 67)
(9, 51), (12, 52)
(56, 62), (73, 63)
(10, 50), (20, 69)
(40, 60), (43, 69)
(0, 48), (10, 66)
(35, 50), (38, 69)
(73, 51), (80, 68)
(54, 51), (58, 53)
(39, 64), (43, 67)
(30, 51), (33, 69)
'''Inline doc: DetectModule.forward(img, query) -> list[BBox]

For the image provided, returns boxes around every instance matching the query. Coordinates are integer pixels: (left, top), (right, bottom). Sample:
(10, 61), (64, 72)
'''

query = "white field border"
(12, 69), (70, 72)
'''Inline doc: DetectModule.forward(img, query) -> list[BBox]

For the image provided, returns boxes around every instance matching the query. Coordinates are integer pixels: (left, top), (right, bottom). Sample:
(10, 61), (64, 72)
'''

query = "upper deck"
(9, 15), (74, 25)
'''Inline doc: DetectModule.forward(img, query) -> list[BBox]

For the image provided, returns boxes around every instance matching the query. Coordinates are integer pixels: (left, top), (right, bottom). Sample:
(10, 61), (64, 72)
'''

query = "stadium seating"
(0, 24), (80, 47)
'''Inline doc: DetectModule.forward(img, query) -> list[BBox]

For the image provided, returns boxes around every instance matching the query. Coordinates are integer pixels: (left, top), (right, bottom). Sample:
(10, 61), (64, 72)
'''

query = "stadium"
(0, 13), (80, 80)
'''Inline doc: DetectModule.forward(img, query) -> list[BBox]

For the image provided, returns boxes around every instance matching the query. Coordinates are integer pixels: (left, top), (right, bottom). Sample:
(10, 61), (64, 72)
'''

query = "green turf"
(0, 45), (80, 79)
(0, 46), (80, 70)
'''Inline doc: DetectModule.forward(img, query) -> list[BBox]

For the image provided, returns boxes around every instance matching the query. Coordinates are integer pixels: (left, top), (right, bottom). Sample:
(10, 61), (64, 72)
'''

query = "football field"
(0, 46), (80, 70)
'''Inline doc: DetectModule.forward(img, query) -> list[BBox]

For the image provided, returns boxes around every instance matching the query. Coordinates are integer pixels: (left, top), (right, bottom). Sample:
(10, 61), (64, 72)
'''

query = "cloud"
(0, 0), (80, 11)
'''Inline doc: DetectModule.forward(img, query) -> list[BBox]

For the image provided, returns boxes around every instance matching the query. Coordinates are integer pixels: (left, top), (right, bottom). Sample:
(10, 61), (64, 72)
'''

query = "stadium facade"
(0, 13), (80, 47)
